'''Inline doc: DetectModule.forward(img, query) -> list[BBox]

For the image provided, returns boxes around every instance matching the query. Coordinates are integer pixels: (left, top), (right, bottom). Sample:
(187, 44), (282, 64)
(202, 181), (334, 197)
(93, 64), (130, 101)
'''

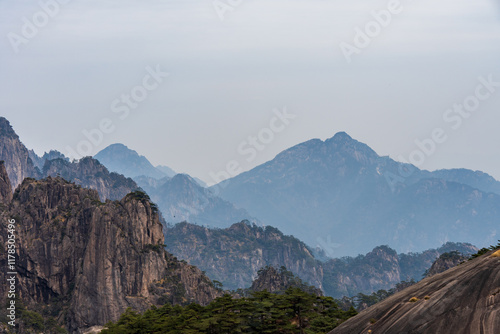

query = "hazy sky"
(1, 0), (500, 185)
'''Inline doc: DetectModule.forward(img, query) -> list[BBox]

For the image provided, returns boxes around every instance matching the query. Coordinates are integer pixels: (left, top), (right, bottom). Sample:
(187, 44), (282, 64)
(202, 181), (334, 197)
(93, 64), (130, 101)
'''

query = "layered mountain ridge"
(213, 132), (500, 256)
(93, 143), (255, 227)
(165, 220), (477, 298)
(90, 131), (500, 258)
(2, 115), (498, 332)
(150, 173), (255, 226)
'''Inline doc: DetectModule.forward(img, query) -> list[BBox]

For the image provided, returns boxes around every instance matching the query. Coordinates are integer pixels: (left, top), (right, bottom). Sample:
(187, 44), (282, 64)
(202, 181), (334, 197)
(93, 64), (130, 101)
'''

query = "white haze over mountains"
(1, 0), (500, 184)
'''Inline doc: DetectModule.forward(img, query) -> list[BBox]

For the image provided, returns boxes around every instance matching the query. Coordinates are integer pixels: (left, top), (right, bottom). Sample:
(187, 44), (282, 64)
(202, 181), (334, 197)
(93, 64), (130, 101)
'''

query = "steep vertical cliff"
(0, 117), (39, 189)
(0, 176), (221, 333)
(0, 161), (12, 205)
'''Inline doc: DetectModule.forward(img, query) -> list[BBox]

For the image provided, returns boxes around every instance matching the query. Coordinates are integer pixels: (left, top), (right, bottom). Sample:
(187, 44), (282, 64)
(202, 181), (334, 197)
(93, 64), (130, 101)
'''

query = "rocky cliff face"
(0, 176), (220, 333)
(165, 221), (323, 291)
(42, 157), (140, 201)
(425, 251), (468, 278)
(0, 117), (39, 189)
(0, 161), (12, 204)
(329, 250), (500, 334)
(323, 246), (402, 298)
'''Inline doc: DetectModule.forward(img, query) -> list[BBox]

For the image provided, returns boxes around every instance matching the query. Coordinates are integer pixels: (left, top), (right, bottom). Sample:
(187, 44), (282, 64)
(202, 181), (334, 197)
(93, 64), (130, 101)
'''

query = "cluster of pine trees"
(101, 288), (357, 334)
(469, 240), (500, 260)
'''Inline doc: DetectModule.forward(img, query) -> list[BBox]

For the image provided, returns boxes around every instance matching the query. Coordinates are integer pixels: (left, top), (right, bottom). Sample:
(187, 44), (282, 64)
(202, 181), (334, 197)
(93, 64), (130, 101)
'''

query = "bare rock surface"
(329, 251), (500, 334)
(0, 161), (12, 204)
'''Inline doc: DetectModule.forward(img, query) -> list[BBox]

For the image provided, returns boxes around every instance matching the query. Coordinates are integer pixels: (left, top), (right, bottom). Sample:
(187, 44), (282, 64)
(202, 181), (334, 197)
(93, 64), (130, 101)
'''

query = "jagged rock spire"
(0, 117), (39, 189)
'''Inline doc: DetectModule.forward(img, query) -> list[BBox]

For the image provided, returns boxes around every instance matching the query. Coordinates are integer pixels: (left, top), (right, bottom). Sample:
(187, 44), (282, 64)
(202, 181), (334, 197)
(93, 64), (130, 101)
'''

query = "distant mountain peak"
(274, 132), (378, 163)
(271, 138), (322, 162)
(108, 143), (127, 149)
(170, 173), (199, 186)
(325, 132), (380, 162)
(100, 143), (139, 156)
(95, 144), (167, 179)
(214, 132), (500, 256)
(330, 131), (353, 142)
(135, 171), (257, 228)
(326, 131), (372, 148)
